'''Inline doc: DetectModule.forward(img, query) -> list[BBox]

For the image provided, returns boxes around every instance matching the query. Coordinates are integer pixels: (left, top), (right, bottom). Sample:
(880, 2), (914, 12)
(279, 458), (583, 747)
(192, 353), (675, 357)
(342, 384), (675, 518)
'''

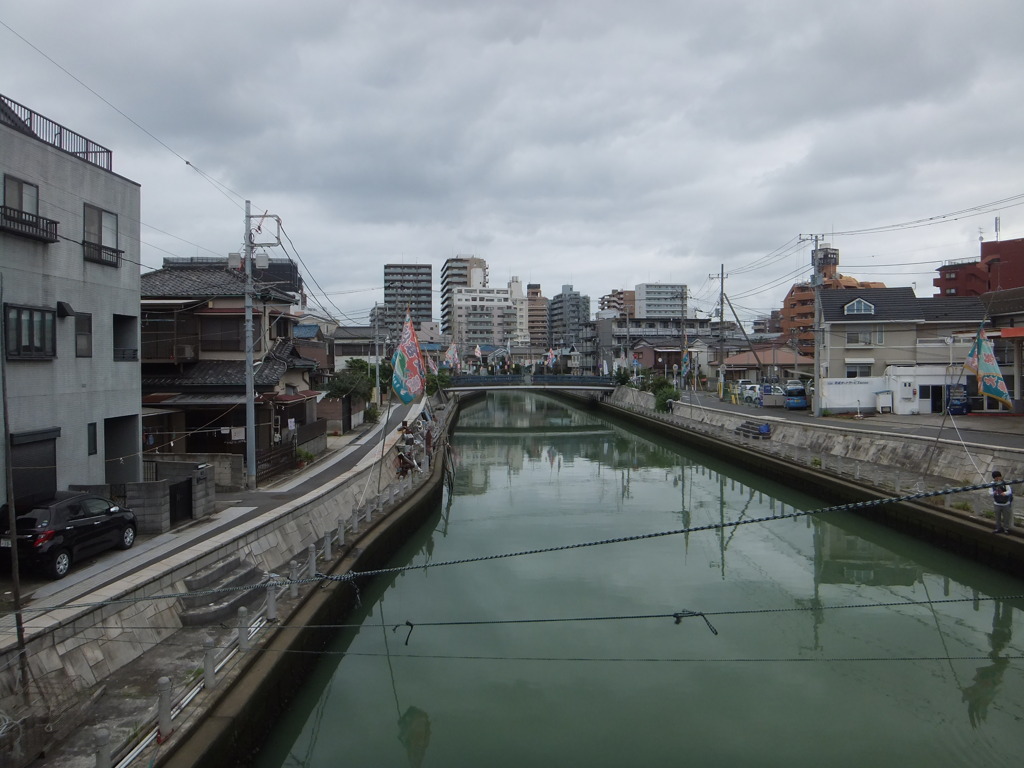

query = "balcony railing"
(1, 94), (112, 170)
(114, 348), (139, 361)
(83, 241), (123, 267)
(0, 205), (59, 242)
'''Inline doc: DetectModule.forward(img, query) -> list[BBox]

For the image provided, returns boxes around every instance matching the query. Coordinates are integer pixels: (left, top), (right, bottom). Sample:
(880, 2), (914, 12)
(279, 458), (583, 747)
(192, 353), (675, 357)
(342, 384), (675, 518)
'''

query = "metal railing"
(0, 205), (59, 242)
(1, 93), (113, 170)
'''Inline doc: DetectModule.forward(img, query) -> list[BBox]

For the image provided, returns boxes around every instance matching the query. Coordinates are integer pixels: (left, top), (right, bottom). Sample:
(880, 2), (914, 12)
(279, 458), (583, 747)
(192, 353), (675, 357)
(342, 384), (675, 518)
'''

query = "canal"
(255, 391), (1024, 767)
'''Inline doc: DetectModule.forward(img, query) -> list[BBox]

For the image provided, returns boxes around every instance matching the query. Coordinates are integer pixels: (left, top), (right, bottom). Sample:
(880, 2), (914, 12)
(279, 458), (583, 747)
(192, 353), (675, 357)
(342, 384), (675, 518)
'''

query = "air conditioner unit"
(173, 344), (194, 359)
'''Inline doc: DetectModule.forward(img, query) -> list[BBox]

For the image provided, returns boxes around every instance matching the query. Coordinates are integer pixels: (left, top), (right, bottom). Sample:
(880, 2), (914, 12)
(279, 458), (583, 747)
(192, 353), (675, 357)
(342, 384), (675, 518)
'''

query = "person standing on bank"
(990, 471), (1013, 534)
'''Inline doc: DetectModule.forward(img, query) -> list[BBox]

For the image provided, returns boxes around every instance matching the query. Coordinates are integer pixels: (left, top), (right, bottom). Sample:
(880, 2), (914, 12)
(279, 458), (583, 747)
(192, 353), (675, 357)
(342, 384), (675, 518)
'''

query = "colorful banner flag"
(391, 313), (426, 404)
(681, 352), (691, 378)
(965, 328), (1011, 408)
(444, 342), (459, 369)
(474, 344), (482, 358)
(546, 348), (557, 368)
(427, 356), (439, 375)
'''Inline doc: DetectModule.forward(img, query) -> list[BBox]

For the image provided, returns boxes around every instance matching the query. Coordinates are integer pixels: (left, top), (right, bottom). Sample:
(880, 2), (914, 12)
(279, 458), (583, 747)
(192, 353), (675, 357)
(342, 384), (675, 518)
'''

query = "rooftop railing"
(1, 94), (112, 171)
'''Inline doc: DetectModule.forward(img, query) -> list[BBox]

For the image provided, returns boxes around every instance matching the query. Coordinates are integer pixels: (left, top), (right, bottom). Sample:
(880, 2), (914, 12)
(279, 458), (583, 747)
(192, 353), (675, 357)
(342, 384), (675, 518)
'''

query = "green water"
(255, 392), (1024, 767)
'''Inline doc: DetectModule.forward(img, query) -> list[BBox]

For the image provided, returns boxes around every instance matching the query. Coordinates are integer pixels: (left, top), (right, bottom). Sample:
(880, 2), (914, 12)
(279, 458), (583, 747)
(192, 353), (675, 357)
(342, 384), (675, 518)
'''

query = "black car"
(0, 492), (136, 579)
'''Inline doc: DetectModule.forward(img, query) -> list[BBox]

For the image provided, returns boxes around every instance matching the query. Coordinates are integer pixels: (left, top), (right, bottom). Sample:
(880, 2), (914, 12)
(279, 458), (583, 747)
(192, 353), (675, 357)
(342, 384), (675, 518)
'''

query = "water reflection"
(255, 391), (1024, 767)
(962, 599), (1014, 728)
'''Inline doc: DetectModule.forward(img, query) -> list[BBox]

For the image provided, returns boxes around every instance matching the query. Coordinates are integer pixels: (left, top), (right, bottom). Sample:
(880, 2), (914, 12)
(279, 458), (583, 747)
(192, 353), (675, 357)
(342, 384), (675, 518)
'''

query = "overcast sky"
(3, 1), (1023, 326)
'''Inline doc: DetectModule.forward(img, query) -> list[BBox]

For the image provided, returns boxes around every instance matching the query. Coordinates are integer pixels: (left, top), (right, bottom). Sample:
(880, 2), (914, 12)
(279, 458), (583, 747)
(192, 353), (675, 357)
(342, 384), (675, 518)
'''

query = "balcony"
(0, 205), (59, 242)
(113, 348), (139, 361)
(83, 241), (123, 267)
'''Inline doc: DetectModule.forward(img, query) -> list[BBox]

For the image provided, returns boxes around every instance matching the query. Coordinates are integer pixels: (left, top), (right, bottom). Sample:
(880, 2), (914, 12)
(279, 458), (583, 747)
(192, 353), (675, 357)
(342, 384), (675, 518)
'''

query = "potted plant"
(296, 449), (315, 468)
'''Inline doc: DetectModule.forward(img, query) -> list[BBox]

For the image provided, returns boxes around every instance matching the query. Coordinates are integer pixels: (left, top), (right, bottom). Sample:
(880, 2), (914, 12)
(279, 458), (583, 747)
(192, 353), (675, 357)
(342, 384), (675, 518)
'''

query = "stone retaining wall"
(607, 387), (1024, 517)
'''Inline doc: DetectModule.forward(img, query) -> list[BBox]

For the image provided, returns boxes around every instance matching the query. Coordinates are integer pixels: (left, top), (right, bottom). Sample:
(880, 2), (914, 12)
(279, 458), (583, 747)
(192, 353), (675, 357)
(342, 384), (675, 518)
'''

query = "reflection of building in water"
(813, 521), (922, 586)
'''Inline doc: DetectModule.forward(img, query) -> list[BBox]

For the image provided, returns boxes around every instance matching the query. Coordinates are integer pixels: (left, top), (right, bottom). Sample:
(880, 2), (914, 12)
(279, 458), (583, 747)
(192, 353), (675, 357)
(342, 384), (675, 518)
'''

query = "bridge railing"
(448, 375), (616, 388)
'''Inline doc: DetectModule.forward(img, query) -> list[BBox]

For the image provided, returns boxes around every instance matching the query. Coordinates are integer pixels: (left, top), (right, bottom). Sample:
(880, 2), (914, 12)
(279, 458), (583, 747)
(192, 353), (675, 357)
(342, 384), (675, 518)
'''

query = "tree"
(326, 358), (378, 401)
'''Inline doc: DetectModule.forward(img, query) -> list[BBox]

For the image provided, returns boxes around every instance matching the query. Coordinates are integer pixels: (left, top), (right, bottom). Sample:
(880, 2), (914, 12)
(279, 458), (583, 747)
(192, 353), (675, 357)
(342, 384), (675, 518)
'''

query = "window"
(2, 175), (58, 242)
(4, 176), (38, 214)
(845, 326), (883, 346)
(87, 423), (97, 455)
(83, 204), (122, 266)
(844, 298), (875, 315)
(845, 363), (872, 378)
(76, 313), (92, 357)
(200, 315), (262, 352)
(945, 288), (957, 295)
(4, 304), (56, 359)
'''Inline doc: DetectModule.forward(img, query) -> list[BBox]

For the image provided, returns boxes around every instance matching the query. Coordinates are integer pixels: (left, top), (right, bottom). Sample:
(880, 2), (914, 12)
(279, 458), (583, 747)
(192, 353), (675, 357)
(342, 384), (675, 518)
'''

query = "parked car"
(741, 384), (760, 403)
(0, 492), (136, 579)
(785, 379), (803, 389)
(784, 386), (809, 410)
(746, 384), (784, 404)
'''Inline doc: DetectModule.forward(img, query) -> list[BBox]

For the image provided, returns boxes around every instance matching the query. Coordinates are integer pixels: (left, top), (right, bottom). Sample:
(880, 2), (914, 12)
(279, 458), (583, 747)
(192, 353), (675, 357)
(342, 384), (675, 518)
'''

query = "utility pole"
(709, 265), (726, 398)
(373, 303), (380, 405)
(242, 202), (283, 490)
(243, 201), (256, 491)
(0, 273), (29, 695)
(719, 264), (724, 394)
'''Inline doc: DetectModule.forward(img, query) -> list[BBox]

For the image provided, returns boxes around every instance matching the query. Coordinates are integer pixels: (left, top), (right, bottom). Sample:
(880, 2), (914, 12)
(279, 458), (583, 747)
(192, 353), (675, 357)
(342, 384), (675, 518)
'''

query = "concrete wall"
(149, 452), (245, 492)
(608, 387), (1024, 514)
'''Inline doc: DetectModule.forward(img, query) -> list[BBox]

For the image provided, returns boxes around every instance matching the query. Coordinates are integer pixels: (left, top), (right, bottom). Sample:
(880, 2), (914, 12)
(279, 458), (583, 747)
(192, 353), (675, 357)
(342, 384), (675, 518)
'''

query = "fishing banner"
(965, 328), (1011, 408)
(391, 313), (426, 404)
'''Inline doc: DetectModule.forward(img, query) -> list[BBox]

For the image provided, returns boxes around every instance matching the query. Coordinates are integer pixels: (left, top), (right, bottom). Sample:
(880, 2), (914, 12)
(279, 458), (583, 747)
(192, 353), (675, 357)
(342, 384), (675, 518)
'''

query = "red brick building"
(933, 237), (1024, 297)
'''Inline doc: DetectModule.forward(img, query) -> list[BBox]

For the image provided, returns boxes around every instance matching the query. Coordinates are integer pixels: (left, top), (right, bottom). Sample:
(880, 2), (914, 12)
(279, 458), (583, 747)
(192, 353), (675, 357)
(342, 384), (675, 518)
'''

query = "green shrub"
(364, 404), (380, 423)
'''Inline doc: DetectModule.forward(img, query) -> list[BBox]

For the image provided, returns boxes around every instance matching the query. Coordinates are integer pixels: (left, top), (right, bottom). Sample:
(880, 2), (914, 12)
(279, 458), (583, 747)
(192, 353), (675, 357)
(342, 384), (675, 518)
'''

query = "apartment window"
(945, 288), (957, 295)
(83, 204), (122, 266)
(76, 313), (93, 357)
(87, 423), (97, 455)
(846, 363), (872, 377)
(4, 304), (56, 359)
(4, 176), (38, 215)
(846, 330), (872, 346)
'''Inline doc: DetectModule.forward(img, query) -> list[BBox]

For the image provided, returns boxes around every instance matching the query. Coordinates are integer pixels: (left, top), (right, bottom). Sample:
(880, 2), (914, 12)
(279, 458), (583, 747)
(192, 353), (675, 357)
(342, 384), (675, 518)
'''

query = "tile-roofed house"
(816, 287), (987, 380)
(140, 262), (324, 461)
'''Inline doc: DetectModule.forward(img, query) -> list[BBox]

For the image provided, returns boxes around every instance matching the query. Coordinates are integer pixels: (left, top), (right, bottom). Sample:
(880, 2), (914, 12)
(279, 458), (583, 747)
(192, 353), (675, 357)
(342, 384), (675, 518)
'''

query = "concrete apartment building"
(599, 288), (636, 318)
(383, 262), (432, 336)
(527, 283), (550, 347)
(1, 93), (142, 508)
(440, 256), (487, 339)
(548, 284), (591, 347)
(634, 283), (687, 320)
(447, 281), (524, 348)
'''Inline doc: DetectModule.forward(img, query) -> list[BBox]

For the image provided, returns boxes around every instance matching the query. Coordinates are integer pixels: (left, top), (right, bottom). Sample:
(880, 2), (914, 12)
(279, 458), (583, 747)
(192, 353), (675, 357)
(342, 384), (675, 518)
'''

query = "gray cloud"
(3, 0), (1022, 323)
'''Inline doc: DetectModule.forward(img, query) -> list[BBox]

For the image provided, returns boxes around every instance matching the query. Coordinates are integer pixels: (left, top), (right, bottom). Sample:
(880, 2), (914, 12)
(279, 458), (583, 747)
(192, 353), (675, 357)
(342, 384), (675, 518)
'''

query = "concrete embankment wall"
(610, 387), (1024, 491)
(0, 404), (446, 715)
(571, 387), (1024, 577)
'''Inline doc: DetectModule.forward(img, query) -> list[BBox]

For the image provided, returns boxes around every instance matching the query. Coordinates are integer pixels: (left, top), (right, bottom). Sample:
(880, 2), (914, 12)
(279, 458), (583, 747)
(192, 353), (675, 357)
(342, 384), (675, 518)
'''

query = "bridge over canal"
(444, 374), (616, 392)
